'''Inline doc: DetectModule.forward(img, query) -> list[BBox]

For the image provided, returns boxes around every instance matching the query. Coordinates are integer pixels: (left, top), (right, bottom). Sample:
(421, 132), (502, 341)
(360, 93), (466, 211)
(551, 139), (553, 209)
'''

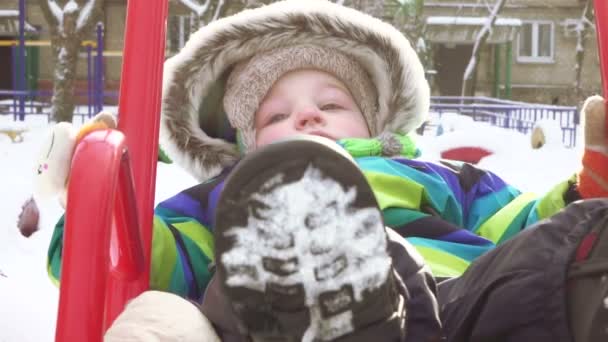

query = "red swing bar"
(595, 0), (608, 140)
(54, 0), (168, 340)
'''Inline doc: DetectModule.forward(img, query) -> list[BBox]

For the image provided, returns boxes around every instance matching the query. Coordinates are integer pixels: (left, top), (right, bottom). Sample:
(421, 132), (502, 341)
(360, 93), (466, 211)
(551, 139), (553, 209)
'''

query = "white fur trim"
(161, 0), (429, 182)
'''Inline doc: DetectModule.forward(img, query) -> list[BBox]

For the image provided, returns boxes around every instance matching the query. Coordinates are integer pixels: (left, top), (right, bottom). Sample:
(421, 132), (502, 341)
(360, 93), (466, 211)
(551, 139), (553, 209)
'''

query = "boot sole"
(214, 137), (397, 341)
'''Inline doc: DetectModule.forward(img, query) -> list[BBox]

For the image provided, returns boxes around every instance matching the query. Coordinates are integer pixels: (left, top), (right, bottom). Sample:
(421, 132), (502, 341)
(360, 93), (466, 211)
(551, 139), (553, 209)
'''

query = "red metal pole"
(55, 130), (127, 341)
(105, 0), (168, 328)
(594, 0), (608, 140)
(56, 129), (147, 341)
(56, 0), (167, 339)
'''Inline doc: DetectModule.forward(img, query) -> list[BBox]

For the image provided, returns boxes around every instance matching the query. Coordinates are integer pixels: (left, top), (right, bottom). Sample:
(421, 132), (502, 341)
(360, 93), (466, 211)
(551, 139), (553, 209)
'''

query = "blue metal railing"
(5, 17), (107, 122)
(430, 96), (579, 147)
(0, 89), (119, 122)
(0, 93), (580, 147)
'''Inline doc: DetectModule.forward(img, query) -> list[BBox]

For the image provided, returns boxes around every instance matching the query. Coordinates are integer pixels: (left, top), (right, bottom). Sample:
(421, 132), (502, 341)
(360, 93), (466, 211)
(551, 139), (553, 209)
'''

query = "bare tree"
(176, 0), (227, 26)
(461, 0), (507, 98)
(38, 0), (104, 123)
(347, 0), (384, 18)
(573, 0), (595, 97)
(389, 0), (428, 68)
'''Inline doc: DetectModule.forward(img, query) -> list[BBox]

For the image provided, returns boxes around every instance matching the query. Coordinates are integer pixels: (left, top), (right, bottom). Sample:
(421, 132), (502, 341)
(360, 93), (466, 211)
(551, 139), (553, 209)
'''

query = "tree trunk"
(177, 0), (232, 31)
(38, 0), (104, 123)
(389, 0), (429, 78)
(50, 38), (80, 122)
(461, 0), (507, 98)
(575, 0), (594, 97)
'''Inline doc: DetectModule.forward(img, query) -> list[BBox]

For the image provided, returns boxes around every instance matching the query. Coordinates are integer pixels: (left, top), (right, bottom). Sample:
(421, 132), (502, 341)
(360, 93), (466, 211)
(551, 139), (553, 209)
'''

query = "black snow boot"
(214, 135), (407, 342)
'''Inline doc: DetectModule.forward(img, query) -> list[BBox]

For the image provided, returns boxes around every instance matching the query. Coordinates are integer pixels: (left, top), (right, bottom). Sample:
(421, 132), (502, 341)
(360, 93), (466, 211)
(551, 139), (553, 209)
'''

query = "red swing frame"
(54, 0), (167, 340)
(54, 1), (608, 341)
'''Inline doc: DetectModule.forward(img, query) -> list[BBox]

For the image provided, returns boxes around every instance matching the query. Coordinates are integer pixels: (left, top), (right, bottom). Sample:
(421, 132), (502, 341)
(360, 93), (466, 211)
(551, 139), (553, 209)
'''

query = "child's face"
(254, 69), (371, 148)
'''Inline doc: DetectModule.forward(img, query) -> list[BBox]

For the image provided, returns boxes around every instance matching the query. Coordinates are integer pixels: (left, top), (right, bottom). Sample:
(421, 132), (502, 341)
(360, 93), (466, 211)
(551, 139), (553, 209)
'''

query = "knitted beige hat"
(223, 45), (378, 151)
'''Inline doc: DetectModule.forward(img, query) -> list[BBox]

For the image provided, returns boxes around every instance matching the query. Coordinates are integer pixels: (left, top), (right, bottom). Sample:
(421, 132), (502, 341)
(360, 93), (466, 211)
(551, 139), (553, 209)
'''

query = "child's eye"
(320, 103), (342, 111)
(266, 113), (288, 125)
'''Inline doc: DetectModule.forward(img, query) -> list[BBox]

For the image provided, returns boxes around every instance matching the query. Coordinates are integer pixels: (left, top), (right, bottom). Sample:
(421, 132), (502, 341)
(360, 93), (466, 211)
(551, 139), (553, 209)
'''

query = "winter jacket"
(48, 0), (577, 302)
(47, 137), (575, 297)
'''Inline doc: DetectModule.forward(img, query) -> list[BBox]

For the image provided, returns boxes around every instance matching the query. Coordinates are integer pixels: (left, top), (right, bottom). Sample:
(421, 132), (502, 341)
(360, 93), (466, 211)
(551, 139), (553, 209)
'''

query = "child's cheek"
(256, 124), (295, 148)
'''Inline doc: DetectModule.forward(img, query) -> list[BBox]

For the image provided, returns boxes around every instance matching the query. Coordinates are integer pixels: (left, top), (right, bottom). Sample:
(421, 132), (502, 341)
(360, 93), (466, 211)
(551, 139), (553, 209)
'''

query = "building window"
(168, 14), (196, 53)
(517, 21), (554, 63)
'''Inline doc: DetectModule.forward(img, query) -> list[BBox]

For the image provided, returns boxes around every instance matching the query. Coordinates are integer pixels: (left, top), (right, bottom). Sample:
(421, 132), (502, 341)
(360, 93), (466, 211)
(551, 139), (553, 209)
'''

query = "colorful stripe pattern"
(47, 145), (574, 298)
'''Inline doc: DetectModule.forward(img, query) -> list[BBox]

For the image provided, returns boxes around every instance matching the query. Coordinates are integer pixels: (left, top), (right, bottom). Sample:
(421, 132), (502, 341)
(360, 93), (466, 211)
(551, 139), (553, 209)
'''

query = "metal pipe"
(55, 130), (126, 342)
(110, 0), (168, 329)
(96, 23), (104, 113)
(593, 0), (608, 141)
(87, 45), (92, 117)
(11, 46), (18, 120)
(18, 0), (26, 121)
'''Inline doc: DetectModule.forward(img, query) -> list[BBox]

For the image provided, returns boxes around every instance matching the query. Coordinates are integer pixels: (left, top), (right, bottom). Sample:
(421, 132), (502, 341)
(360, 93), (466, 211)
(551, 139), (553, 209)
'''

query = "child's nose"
(295, 108), (325, 129)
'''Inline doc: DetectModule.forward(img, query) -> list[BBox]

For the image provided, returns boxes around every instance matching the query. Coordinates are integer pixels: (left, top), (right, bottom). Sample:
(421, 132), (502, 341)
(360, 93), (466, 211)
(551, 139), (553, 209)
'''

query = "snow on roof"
(0, 10), (19, 17)
(64, 1), (79, 13)
(0, 9), (38, 33)
(426, 16), (522, 27)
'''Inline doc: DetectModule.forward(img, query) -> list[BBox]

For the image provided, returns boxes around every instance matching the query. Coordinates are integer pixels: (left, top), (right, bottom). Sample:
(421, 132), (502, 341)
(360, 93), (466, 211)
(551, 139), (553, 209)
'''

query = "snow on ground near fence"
(418, 114), (584, 194)
(0, 112), (582, 341)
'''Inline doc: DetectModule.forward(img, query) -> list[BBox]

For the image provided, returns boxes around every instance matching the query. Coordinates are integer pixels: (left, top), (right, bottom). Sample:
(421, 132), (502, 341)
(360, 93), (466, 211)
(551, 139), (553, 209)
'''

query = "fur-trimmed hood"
(160, 0), (430, 182)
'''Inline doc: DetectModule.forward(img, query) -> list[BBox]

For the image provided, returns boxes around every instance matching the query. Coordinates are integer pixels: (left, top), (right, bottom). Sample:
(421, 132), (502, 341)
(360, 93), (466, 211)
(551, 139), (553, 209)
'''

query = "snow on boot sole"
(214, 136), (400, 342)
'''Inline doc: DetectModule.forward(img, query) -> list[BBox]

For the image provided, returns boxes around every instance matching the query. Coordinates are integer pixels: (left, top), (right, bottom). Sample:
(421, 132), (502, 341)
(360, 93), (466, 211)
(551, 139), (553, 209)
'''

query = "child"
(43, 0), (608, 341)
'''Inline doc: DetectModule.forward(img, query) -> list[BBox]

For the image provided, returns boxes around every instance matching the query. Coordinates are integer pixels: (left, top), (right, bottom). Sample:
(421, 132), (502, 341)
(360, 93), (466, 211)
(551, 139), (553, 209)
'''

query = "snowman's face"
(34, 122), (77, 198)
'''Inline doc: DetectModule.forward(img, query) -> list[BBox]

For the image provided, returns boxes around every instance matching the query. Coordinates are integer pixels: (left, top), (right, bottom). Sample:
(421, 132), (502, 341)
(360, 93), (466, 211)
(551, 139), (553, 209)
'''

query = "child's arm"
(47, 185), (218, 301)
(358, 156), (517, 277)
(358, 152), (581, 278)
(475, 94), (608, 243)
(367, 95), (605, 264)
(149, 209), (214, 299)
(40, 113), (217, 300)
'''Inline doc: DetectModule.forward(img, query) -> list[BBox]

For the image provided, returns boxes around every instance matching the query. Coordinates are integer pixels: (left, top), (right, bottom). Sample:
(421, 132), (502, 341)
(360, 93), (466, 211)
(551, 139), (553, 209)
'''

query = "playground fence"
(430, 96), (579, 147)
(0, 89), (119, 122)
(0, 91), (580, 147)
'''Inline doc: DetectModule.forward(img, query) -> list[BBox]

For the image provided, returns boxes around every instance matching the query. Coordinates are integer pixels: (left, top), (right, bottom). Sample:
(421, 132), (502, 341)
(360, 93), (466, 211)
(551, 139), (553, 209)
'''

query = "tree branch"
(575, 0), (594, 95)
(211, 0), (225, 22)
(179, 0), (212, 17)
(74, 0), (104, 35)
(38, 0), (61, 31)
(461, 0), (507, 97)
(76, 0), (94, 31)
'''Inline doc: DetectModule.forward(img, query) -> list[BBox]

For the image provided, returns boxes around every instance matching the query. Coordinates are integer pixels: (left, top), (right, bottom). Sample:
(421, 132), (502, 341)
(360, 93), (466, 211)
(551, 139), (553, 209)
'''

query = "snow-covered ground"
(0, 112), (583, 341)
(418, 117), (584, 194)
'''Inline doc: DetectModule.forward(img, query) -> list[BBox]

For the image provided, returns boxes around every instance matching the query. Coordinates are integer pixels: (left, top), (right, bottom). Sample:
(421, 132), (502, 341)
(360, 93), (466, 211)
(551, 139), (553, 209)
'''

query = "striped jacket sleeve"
(47, 181), (221, 301)
(356, 156), (577, 278)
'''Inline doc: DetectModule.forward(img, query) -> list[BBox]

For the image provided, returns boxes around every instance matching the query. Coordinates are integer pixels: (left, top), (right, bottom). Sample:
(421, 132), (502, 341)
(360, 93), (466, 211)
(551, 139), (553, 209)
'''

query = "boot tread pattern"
(219, 165), (392, 341)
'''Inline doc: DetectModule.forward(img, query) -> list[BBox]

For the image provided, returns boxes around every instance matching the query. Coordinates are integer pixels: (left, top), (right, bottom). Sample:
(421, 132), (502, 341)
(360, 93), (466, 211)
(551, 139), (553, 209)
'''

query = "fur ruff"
(161, 0), (430, 182)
